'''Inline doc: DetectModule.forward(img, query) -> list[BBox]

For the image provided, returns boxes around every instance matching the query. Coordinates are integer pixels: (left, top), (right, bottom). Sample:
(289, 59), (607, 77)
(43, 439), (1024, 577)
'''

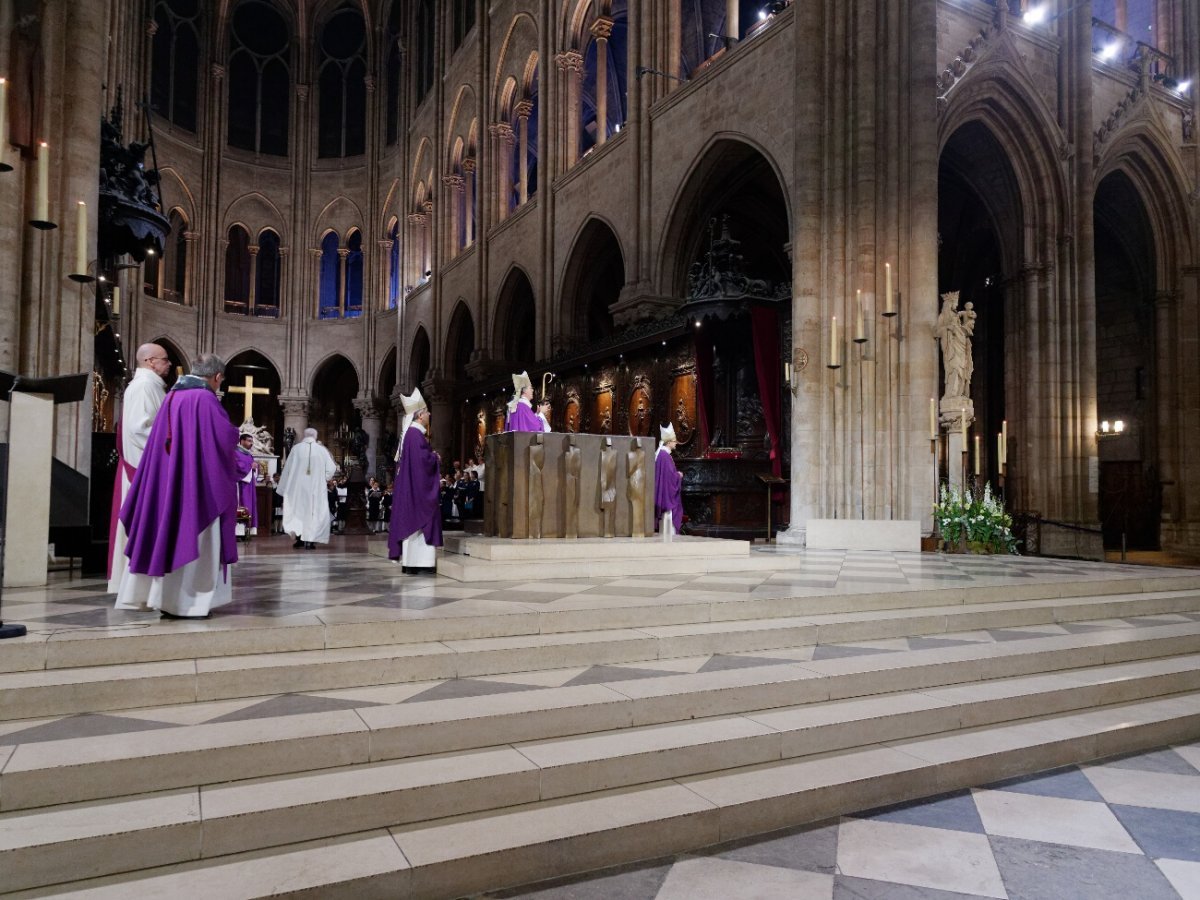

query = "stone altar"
(485, 432), (657, 539)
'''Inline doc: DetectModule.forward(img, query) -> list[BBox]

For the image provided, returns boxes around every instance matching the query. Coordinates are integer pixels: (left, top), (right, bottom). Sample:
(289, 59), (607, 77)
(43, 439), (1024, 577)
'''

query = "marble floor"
(481, 743), (1200, 900)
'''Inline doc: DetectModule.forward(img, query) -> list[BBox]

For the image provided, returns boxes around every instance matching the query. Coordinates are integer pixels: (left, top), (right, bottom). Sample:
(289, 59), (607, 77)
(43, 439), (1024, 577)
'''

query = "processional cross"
(227, 375), (271, 423)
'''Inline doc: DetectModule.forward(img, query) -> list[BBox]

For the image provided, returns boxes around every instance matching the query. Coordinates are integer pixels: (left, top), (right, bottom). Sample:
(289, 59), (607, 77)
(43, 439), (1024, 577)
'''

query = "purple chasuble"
(654, 449), (684, 531)
(505, 401), (542, 432)
(121, 378), (242, 576)
(388, 425), (443, 559)
(235, 449), (258, 527)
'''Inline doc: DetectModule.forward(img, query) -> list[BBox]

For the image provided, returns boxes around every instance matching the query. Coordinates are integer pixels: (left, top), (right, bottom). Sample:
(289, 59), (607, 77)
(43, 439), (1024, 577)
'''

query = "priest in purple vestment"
(115, 353), (242, 617)
(654, 423), (684, 542)
(505, 370), (542, 432)
(235, 432), (259, 538)
(389, 388), (443, 573)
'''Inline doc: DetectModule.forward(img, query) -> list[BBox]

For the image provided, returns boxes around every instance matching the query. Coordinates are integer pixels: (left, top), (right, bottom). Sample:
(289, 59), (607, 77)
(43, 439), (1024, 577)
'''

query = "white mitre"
(401, 388), (427, 415)
(660, 422), (677, 444)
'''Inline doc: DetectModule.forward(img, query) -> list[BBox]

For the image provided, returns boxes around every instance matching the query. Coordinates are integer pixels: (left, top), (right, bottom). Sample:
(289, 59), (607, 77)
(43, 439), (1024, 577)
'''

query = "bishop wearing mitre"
(388, 388), (442, 573)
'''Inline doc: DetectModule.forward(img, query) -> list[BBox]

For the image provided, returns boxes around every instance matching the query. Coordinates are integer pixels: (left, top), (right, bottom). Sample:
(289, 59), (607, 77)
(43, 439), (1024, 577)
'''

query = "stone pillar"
(726, 0), (738, 43)
(490, 123), (515, 220)
(247, 244), (259, 314)
(513, 101), (533, 203)
(278, 246), (289, 317)
(441, 174), (464, 257)
(556, 51), (584, 167)
(421, 199), (434, 276)
(591, 18), (614, 145)
(337, 248), (349, 316)
(355, 399), (384, 477)
(461, 158), (477, 245)
(377, 239), (393, 310)
(426, 385), (455, 469)
(280, 399), (309, 462)
(407, 213), (427, 285)
(182, 231), (200, 304)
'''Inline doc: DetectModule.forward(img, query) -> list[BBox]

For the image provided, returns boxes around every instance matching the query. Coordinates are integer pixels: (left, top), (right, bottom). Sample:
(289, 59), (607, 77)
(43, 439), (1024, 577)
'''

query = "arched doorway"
(1094, 170), (1158, 550)
(937, 121), (1019, 490)
(221, 350), (283, 449)
(560, 218), (623, 345)
(310, 354), (360, 467)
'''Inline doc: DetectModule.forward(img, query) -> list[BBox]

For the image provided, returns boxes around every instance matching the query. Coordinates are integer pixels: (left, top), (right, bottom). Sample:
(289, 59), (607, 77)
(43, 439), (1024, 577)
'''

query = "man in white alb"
(277, 427), (337, 548)
(107, 343), (170, 593)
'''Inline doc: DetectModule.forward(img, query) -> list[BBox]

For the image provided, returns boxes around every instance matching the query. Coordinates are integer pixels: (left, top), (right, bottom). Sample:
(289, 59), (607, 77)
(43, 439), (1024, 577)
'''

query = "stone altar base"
(368, 533), (776, 581)
(806, 519), (922, 552)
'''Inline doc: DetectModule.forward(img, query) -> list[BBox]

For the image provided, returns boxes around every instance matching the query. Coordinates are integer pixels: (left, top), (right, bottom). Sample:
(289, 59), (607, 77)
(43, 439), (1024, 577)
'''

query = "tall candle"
(0, 78), (7, 155)
(111, 285), (120, 316)
(36, 142), (50, 222)
(974, 435), (980, 475)
(997, 432), (1004, 470)
(854, 290), (865, 341)
(884, 262), (893, 315)
(75, 201), (87, 275)
(830, 315), (839, 366)
(1002, 419), (1008, 463)
(929, 398), (937, 439)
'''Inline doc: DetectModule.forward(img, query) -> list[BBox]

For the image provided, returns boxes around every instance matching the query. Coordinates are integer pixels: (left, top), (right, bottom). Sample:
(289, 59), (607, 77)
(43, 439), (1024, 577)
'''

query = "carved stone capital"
(337, 248), (350, 259)
(461, 157), (477, 173)
(378, 239), (394, 250)
(308, 247), (323, 258)
(182, 231), (200, 242)
(555, 50), (584, 73)
(407, 213), (427, 226)
(590, 17), (614, 41)
(513, 99), (534, 121)
(296, 83), (310, 102)
(280, 399), (308, 416)
(489, 122), (515, 144)
(211, 64), (225, 81)
(146, 19), (159, 37)
(422, 199), (434, 214)
(364, 75), (376, 94)
(248, 245), (260, 257)
(353, 398), (382, 418)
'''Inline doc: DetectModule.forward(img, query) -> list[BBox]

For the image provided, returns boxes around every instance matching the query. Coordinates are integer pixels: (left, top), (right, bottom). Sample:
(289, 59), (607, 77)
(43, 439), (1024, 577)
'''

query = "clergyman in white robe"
(277, 429), (337, 545)
(108, 345), (169, 593)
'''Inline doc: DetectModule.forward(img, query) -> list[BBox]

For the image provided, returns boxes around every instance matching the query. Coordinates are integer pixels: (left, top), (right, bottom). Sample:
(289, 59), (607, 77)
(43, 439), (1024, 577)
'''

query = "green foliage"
(934, 481), (1018, 554)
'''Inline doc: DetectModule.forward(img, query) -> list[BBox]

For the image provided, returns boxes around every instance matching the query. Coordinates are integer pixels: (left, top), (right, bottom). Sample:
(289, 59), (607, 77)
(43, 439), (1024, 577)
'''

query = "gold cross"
(226, 374), (271, 423)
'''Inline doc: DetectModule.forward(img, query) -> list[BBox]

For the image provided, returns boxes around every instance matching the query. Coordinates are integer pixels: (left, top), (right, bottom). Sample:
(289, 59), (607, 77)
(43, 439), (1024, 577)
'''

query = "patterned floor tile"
(564, 664), (675, 685)
(1084, 765), (1200, 813)
(401, 678), (545, 703)
(697, 653), (802, 673)
(988, 834), (1180, 900)
(852, 790), (986, 834)
(1096, 747), (1200, 776)
(1155, 858), (1200, 900)
(830, 875), (994, 900)
(0, 712), (177, 745)
(1110, 805), (1200, 862)
(810, 644), (903, 661)
(983, 765), (1106, 802)
(972, 789), (1140, 854)
(654, 857), (833, 900)
(705, 819), (839, 873)
(483, 858), (673, 899)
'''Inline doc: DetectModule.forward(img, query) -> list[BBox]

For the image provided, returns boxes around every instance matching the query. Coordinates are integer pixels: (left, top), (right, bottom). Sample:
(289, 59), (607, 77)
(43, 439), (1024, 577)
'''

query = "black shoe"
(293, 537), (303, 549)
(306, 542), (317, 549)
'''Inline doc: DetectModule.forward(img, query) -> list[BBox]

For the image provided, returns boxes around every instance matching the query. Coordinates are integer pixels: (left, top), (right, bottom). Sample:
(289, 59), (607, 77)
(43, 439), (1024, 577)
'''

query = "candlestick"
(930, 398), (937, 440)
(30, 141), (55, 229)
(111, 285), (120, 316)
(0, 78), (10, 172)
(974, 434), (980, 476)
(853, 290), (866, 342)
(883, 262), (895, 316)
(68, 201), (94, 282)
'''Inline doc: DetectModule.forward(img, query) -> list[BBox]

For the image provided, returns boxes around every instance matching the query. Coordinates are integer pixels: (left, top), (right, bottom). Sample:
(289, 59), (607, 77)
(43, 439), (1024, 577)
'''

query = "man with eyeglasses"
(107, 343), (171, 593)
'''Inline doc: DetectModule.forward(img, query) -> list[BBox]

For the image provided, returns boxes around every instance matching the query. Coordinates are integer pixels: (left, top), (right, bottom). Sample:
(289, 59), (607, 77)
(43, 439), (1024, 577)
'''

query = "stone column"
(377, 239), (393, 311)
(355, 398), (384, 477)
(407, 213), (427, 285)
(426, 384), (455, 467)
(278, 246), (289, 317)
(280, 399), (309, 461)
(247, 244), (259, 314)
(590, 19), (613, 145)
(489, 123), (515, 221)
(726, 0), (738, 43)
(182, 231), (200, 305)
(513, 101), (533, 203)
(461, 158), (477, 246)
(308, 248), (323, 316)
(441, 174), (464, 257)
(422, 199), (434, 276)
(337, 248), (349, 316)
(556, 51), (584, 168)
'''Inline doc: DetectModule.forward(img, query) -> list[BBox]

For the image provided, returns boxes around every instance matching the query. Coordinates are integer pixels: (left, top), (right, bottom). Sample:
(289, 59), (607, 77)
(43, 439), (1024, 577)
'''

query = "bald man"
(277, 427), (337, 548)
(108, 343), (172, 592)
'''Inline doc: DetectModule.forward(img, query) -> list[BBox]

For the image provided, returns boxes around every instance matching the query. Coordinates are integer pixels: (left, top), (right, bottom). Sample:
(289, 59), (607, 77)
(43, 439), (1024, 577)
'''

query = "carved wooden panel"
(669, 370), (697, 446)
(593, 387), (613, 435)
(564, 394), (581, 433)
(627, 376), (652, 436)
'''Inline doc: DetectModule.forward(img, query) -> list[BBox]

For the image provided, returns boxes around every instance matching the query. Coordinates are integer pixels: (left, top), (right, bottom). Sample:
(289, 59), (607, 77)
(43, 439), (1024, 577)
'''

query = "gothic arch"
(409, 326), (431, 387)
(656, 134), (792, 300)
(444, 300), (476, 382)
(492, 13), (538, 109)
(308, 350), (362, 396)
(379, 178), (401, 230)
(312, 195), (365, 245)
(558, 216), (626, 343)
(491, 265), (537, 364)
(157, 167), (198, 225)
(378, 345), (397, 398)
(224, 191), (288, 244)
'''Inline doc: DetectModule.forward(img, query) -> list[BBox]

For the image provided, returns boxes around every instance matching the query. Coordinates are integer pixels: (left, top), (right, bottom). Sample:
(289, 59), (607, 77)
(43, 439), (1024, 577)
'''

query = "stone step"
(435, 549), (780, 580)
(3, 590), (1199, 721)
(441, 533), (752, 561)
(7, 690), (1198, 897)
(7, 578), (1199, 675)
(1, 628), (1196, 814)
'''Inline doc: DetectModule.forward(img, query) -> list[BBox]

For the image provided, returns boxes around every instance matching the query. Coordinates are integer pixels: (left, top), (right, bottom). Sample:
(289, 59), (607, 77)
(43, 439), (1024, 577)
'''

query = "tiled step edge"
(9, 693), (1199, 899)
(3, 640), (1198, 812)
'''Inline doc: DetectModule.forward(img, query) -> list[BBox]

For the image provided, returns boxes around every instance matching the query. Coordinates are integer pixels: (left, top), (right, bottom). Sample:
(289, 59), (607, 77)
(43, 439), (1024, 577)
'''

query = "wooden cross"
(226, 375), (271, 424)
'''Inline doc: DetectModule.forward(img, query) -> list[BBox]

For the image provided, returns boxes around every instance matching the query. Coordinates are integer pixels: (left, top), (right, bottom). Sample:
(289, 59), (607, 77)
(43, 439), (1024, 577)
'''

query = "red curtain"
(750, 306), (783, 486)
(694, 331), (714, 449)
